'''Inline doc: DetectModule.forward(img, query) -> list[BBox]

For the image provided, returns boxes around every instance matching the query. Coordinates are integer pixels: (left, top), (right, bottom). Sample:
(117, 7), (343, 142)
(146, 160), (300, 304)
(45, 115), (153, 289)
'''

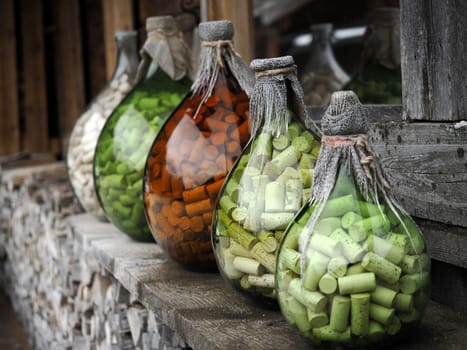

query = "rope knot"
(201, 40), (239, 67)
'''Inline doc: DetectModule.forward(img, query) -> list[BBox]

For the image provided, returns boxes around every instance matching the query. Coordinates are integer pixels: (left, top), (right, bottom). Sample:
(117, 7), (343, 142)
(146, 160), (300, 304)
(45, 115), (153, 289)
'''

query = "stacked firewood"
(0, 162), (188, 350)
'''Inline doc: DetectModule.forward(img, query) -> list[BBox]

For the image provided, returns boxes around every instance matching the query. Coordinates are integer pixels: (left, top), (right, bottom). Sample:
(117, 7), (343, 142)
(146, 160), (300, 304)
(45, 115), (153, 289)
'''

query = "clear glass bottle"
(276, 91), (430, 348)
(301, 23), (350, 106)
(143, 20), (254, 270)
(211, 56), (321, 306)
(67, 30), (139, 221)
(94, 16), (193, 241)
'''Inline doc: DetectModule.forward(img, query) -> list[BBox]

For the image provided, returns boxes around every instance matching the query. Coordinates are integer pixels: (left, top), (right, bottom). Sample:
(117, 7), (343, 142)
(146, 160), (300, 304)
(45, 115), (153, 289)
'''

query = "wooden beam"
(400, 0), (467, 121)
(369, 121), (467, 227)
(20, 0), (49, 153)
(54, 0), (86, 155)
(102, 0), (135, 79)
(206, 0), (255, 62)
(0, 0), (20, 155)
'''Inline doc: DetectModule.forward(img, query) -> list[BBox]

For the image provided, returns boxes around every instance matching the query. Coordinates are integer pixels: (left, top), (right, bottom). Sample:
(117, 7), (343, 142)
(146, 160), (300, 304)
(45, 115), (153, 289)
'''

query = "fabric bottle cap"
(322, 90), (368, 136)
(250, 56), (295, 72)
(199, 20), (234, 41)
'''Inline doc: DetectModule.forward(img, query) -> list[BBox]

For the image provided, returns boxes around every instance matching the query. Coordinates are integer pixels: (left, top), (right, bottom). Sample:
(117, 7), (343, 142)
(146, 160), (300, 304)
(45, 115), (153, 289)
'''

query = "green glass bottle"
(94, 16), (193, 241)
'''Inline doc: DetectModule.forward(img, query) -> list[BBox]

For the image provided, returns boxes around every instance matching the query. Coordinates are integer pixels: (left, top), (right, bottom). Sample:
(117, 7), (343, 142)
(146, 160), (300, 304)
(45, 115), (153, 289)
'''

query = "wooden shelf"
(69, 213), (467, 350)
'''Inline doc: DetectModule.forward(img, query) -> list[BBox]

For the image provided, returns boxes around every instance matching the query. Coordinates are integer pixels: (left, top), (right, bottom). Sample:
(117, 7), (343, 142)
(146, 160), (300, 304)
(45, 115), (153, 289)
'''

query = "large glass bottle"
(211, 56), (322, 305)
(276, 91), (430, 348)
(143, 20), (254, 270)
(94, 16), (193, 241)
(345, 8), (402, 104)
(67, 30), (139, 220)
(301, 23), (350, 106)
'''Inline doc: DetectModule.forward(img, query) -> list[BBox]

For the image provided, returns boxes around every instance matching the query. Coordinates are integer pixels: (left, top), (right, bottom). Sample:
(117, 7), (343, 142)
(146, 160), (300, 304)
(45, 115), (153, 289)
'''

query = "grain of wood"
(400, 0), (467, 121)
(54, 1), (86, 155)
(206, 0), (254, 62)
(20, 0), (49, 153)
(102, 0), (134, 79)
(0, 0), (20, 156)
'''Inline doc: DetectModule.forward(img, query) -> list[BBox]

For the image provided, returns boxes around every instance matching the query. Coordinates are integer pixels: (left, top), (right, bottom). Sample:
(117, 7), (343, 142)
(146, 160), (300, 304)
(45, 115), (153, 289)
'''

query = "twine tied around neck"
(201, 39), (240, 67)
(321, 134), (390, 189)
(254, 66), (297, 79)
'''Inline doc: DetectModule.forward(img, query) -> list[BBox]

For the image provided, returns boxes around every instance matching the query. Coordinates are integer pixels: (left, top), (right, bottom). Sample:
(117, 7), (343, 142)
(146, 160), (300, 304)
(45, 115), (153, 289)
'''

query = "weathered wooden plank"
(400, 0), (467, 121)
(416, 218), (467, 269)
(0, 0), (20, 156)
(20, 0), (49, 153)
(54, 0), (86, 155)
(206, 0), (254, 62)
(369, 121), (467, 227)
(102, 0), (135, 79)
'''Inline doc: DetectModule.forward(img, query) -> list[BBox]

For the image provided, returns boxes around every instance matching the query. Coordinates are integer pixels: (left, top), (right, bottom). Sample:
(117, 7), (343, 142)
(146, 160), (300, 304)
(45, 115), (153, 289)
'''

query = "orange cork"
(182, 186), (208, 203)
(190, 216), (205, 233)
(185, 198), (211, 217)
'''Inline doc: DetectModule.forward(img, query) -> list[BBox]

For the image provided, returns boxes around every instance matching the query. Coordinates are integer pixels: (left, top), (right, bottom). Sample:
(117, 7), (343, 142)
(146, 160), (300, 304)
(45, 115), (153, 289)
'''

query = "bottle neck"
(111, 34), (139, 83)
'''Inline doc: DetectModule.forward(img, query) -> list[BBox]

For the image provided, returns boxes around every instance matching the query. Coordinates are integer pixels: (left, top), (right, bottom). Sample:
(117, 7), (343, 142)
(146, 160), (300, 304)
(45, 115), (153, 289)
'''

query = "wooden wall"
(0, 0), (200, 158)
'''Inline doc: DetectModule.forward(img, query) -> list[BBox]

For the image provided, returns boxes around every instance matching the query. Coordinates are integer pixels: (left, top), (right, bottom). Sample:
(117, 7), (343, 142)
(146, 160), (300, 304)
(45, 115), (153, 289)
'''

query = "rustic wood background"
(0, 0), (203, 158)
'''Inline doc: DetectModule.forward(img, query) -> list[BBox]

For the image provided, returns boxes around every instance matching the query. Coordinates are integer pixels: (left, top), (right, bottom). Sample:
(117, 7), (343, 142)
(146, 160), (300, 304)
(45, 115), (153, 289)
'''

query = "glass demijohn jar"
(211, 56), (322, 305)
(345, 8), (402, 104)
(301, 23), (350, 106)
(143, 20), (254, 270)
(276, 91), (430, 348)
(67, 30), (139, 220)
(94, 16), (193, 241)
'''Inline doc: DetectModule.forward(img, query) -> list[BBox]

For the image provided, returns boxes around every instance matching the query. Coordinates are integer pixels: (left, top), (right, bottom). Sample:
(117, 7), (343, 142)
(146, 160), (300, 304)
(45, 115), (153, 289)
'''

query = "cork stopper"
(250, 56), (295, 72)
(199, 20), (234, 41)
(322, 91), (368, 136)
(146, 16), (178, 33)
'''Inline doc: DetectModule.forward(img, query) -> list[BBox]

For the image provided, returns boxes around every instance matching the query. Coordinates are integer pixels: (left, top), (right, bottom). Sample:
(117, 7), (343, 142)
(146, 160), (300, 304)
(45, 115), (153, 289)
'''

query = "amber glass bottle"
(143, 20), (254, 270)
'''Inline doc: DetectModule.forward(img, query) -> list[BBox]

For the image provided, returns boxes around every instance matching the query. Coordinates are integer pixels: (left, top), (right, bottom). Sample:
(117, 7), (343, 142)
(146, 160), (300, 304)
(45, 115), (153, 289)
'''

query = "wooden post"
(206, 0), (255, 62)
(400, 0), (467, 121)
(54, 0), (86, 155)
(20, 0), (49, 153)
(102, 0), (135, 80)
(0, 0), (20, 156)
(83, 0), (107, 98)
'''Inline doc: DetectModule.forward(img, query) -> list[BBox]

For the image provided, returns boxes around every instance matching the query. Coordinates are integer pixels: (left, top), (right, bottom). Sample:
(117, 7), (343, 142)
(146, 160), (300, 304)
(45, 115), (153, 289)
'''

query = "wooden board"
(400, 0), (467, 121)
(416, 218), (467, 269)
(54, 0), (86, 154)
(67, 214), (467, 350)
(102, 0), (135, 80)
(20, 0), (49, 153)
(206, 0), (254, 62)
(369, 121), (467, 227)
(309, 105), (467, 228)
(0, 0), (20, 156)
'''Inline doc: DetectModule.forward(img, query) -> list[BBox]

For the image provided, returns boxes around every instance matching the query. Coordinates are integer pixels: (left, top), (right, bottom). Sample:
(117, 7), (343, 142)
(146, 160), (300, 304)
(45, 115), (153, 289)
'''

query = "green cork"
(338, 273), (376, 295)
(320, 195), (356, 218)
(369, 303), (395, 325)
(330, 296), (351, 332)
(367, 235), (405, 265)
(362, 252), (401, 284)
(351, 293), (370, 336)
